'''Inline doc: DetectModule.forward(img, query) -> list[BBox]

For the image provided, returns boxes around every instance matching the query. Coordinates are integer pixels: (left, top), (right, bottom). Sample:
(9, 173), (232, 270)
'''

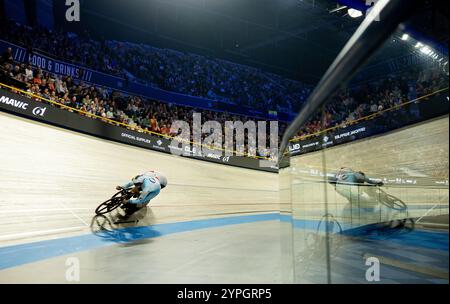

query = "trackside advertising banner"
(288, 124), (371, 156)
(288, 90), (449, 156)
(3, 41), (94, 82)
(0, 89), (277, 173)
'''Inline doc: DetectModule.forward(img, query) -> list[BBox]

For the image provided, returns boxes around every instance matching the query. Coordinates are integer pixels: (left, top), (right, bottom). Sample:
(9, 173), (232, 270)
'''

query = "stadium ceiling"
(64, 0), (361, 83)
(69, 0), (447, 84)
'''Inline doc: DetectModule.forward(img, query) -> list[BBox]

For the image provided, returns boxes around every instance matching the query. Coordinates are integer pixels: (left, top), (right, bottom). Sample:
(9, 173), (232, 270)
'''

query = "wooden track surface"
(0, 112), (278, 246)
(290, 115), (449, 179)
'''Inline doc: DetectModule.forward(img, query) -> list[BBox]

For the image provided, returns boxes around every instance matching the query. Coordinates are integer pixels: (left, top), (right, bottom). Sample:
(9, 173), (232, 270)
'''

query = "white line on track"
(57, 201), (90, 227)
(0, 226), (87, 242)
(0, 208), (92, 214)
(415, 204), (439, 223)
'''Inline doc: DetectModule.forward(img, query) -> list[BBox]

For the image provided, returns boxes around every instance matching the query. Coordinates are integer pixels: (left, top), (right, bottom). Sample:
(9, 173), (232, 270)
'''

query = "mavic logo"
(157, 140), (162, 146)
(0, 96), (28, 110)
(323, 136), (329, 143)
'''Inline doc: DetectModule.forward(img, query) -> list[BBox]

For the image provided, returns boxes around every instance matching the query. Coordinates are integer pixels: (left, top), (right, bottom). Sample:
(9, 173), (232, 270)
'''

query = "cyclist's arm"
(366, 177), (383, 186)
(121, 181), (135, 189)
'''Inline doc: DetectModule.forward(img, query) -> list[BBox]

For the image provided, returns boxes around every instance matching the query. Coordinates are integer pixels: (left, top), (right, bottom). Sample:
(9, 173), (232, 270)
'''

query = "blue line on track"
(0, 213), (278, 270)
(0, 213), (447, 270)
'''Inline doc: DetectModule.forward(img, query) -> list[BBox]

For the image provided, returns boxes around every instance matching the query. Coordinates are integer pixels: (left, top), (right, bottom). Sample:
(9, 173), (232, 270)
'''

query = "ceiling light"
(420, 46), (432, 55)
(348, 9), (363, 18)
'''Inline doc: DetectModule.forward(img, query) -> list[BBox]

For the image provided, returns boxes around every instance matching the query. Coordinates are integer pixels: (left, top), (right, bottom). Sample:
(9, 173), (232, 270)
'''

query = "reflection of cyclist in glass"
(328, 167), (385, 224)
(329, 167), (407, 225)
(328, 167), (383, 204)
(329, 167), (383, 186)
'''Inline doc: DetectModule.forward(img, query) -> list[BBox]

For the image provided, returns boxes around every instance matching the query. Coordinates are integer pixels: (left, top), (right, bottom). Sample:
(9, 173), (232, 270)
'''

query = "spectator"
(2, 47), (14, 64)
(25, 65), (34, 81)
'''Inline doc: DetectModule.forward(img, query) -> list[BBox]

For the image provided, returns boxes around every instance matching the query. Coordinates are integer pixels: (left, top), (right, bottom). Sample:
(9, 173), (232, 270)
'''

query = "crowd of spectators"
(0, 59), (282, 159)
(104, 41), (312, 112)
(2, 54), (447, 159)
(0, 18), (311, 113)
(0, 19), (123, 77)
(294, 65), (448, 139)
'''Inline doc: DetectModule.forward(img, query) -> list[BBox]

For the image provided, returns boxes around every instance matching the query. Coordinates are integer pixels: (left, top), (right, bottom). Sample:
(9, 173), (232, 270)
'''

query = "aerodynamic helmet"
(154, 172), (168, 189)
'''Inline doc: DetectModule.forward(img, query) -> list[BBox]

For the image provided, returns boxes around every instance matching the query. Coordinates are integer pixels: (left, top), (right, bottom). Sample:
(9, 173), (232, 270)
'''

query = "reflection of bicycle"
(361, 186), (413, 231)
(91, 215), (115, 237)
(295, 214), (343, 274)
(375, 187), (407, 211)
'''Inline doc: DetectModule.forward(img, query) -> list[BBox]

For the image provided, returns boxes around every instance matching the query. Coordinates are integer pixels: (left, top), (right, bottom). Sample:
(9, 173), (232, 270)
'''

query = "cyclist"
(117, 170), (168, 216)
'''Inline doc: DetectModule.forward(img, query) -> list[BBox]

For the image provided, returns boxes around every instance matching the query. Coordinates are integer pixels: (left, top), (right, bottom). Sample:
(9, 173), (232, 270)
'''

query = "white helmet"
(155, 172), (168, 189)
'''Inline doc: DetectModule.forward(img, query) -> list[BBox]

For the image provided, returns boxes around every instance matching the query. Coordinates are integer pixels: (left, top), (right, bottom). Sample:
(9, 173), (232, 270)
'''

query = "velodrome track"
(0, 111), (282, 283)
(0, 111), (448, 283)
(0, 111), (278, 245)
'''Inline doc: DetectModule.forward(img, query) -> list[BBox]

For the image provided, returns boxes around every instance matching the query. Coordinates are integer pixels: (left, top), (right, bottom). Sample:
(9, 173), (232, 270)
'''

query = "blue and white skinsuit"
(121, 171), (162, 205)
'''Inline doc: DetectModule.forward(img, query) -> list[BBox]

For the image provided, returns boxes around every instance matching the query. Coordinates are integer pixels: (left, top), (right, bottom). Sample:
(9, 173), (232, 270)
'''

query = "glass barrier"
(280, 17), (449, 283)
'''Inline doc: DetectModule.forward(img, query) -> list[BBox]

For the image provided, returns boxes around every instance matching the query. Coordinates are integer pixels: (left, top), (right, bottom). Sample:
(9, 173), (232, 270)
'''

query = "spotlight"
(348, 9), (363, 18)
(401, 34), (409, 41)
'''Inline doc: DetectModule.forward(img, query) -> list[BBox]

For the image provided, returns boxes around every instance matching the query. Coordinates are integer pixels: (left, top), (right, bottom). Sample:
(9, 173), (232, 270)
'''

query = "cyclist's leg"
(129, 178), (161, 205)
(121, 179), (159, 215)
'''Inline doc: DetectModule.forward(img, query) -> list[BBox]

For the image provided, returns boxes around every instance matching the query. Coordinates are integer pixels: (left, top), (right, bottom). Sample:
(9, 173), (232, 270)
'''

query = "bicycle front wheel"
(384, 194), (407, 211)
(95, 197), (123, 215)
